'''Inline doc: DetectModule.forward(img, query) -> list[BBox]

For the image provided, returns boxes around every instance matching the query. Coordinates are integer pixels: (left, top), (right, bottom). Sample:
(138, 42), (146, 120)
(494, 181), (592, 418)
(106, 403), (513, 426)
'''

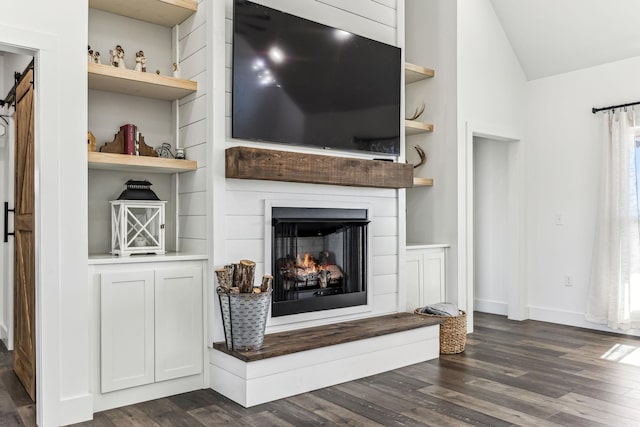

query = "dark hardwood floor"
(3, 313), (640, 426)
(0, 339), (35, 426)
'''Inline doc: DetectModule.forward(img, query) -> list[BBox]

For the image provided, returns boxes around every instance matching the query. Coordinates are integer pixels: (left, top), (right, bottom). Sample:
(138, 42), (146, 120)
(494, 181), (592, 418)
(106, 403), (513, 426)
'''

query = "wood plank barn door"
(13, 68), (35, 402)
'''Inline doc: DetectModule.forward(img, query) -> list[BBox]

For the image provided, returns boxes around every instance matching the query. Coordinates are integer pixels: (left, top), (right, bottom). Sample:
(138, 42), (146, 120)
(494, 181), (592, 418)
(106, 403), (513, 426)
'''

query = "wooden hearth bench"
(209, 312), (441, 407)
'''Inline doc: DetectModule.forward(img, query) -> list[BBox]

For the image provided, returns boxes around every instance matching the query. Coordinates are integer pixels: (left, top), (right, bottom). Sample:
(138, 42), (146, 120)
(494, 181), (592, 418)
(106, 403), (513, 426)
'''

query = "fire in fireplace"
(271, 207), (369, 317)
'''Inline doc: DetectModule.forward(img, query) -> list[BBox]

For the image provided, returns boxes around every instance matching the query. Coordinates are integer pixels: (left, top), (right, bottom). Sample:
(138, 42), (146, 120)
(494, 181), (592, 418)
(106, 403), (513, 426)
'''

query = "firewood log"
(215, 268), (232, 291)
(261, 275), (273, 292)
(238, 259), (256, 293)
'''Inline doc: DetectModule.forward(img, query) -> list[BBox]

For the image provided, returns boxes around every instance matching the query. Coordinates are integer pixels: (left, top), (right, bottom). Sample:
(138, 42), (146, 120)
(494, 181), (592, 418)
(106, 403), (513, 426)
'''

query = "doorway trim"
(458, 121), (526, 333)
(0, 24), (78, 427)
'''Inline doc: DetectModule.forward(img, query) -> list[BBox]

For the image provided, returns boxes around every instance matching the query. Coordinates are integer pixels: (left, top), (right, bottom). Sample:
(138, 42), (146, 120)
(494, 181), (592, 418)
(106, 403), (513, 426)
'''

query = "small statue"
(88, 45), (94, 62)
(111, 45), (126, 68)
(134, 50), (147, 72)
(92, 51), (101, 64)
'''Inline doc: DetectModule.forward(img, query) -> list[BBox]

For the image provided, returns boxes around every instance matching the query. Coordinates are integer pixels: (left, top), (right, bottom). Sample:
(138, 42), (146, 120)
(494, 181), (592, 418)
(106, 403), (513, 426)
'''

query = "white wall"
(210, 0), (403, 343)
(178, 0), (208, 255)
(457, 0), (526, 326)
(0, 1), (89, 425)
(473, 136), (509, 315)
(525, 56), (640, 335)
(0, 54), (6, 346)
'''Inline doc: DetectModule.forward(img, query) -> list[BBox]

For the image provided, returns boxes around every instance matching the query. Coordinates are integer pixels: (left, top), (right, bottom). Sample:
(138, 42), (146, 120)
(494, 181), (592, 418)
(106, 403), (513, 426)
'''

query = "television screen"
(232, 0), (401, 155)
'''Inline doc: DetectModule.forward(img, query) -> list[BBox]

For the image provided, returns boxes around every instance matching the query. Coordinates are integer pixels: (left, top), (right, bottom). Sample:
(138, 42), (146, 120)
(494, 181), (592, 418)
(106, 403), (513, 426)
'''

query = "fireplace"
(271, 207), (369, 317)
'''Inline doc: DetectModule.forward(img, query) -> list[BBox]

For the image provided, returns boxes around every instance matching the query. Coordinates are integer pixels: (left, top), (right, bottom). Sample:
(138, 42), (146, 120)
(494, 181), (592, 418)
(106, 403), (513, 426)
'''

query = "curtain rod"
(592, 100), (640, 114)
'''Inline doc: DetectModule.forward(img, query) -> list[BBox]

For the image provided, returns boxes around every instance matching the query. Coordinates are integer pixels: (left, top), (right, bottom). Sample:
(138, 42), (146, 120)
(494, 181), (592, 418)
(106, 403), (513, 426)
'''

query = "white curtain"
(587, 109), (640, 331)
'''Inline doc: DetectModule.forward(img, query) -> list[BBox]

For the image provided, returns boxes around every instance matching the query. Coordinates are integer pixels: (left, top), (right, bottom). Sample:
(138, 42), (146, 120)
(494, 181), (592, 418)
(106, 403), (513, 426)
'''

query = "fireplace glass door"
(272, 207), (369, 317)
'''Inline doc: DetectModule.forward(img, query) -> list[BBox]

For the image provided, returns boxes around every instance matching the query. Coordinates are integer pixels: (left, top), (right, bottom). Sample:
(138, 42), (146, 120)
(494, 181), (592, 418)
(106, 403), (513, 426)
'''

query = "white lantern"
(110, 180), (166, 257)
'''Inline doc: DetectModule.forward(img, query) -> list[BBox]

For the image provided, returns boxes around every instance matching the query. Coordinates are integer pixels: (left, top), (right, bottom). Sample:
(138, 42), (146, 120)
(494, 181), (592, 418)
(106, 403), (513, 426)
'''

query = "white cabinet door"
(406, 247), (447, 310)
(423, 250), (445, 305)
(154, 267), (203, 382)
(100, 270), (155, 393)
(406, 251), (424, 311)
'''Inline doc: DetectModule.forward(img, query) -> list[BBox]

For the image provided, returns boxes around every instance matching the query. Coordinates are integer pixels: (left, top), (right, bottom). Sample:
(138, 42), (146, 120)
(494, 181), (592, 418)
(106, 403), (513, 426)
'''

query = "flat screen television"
(232, 0), (401, 155)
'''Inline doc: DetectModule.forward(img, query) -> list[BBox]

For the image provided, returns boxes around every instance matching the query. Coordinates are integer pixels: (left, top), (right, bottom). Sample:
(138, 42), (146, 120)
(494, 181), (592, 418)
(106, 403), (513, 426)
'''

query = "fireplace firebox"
(271, 207), (369, 317)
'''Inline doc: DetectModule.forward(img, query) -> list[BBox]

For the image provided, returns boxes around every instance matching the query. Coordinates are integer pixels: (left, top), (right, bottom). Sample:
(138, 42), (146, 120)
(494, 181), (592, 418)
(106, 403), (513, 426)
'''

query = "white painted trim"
(58, 394), (94, 427)
(0, 26), (63, 427)
(93, 375), (206, 413)
(474, 298), (508, 316)
(263, 199), (375, 331)
(458, 121), (524, 334)
(528, 305), (640, 338)
(209, 324), (440, 407)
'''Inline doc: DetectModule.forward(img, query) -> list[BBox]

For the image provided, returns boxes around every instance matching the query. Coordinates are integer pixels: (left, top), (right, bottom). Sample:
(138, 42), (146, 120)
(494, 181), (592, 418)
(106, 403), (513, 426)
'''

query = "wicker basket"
(414, 308), (467, 354)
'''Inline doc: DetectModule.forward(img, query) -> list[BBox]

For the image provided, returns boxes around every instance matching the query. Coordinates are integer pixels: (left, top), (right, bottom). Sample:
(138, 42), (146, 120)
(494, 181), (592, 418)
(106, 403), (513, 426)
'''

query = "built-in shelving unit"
(88, 151), (197, 174)
(404, 62), (434, 186)
(405, 62), (434, 84)
(88, 0), (200, 259)
(405, 119), (434, 135)
(88, 0), (197, 26)
(88, 63), (197, 100)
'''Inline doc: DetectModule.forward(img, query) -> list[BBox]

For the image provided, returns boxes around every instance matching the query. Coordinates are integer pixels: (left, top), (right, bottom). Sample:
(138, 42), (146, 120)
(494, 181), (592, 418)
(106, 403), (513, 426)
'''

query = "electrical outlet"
(563, 275), (573, 287)
(554, 213), (564, 226)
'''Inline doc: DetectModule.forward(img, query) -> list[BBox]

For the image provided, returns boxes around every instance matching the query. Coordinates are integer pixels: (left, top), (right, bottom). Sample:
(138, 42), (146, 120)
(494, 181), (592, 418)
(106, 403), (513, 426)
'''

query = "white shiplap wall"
(178, 0), (208, 255)
(212, 0), (402, 339)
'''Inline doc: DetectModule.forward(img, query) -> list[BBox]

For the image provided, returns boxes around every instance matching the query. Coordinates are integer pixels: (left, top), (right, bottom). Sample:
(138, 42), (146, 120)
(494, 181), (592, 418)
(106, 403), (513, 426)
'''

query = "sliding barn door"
(13, 68), (35, 402)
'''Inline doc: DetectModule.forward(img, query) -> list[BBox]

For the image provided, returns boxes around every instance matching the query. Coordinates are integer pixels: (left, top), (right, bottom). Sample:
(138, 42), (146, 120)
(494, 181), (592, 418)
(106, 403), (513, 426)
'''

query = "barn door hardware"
(4, 202), (14, 243)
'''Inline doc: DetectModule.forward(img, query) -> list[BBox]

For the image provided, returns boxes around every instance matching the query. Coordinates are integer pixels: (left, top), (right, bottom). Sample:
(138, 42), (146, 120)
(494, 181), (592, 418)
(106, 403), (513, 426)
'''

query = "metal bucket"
(217, 288), (272, 351)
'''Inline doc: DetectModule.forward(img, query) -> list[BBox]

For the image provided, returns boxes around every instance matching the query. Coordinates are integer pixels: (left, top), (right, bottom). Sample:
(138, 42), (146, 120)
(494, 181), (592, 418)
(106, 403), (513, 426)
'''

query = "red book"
(121, 124), (136, 155)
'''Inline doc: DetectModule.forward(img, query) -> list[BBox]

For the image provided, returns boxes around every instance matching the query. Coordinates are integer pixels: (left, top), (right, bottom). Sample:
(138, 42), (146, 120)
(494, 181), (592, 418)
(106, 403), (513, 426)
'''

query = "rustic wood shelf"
(225, 146), (413, 189)
(88, 151), (197, 174)
(413, 177), (434, 187)
(405, 62), (435, 83)
(88, 63), (197, 100)
(405, 120), (434, 135)
(89, 0), (197, 27)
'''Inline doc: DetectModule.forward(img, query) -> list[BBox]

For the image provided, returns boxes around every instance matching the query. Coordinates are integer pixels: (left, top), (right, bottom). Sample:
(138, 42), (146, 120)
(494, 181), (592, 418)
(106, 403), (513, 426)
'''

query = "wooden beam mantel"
(225, 146), (414, 189)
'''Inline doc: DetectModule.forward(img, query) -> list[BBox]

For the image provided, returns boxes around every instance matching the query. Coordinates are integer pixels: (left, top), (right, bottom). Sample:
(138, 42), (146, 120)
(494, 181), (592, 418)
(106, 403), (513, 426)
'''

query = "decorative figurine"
(134, 50), (147, 72)
(92, 51), (101, 64)
(88, 45), (94, 62)
(111, 45), (126, 68)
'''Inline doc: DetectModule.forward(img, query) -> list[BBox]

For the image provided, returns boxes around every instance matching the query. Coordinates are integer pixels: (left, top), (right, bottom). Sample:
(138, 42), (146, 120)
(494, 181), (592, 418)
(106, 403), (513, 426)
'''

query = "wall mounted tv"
(232, 0), (401, 156)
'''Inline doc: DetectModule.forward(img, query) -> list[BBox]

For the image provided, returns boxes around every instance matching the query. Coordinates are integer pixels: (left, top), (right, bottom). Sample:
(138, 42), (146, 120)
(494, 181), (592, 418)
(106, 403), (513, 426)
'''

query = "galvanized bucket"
(217, 288), (272, 351)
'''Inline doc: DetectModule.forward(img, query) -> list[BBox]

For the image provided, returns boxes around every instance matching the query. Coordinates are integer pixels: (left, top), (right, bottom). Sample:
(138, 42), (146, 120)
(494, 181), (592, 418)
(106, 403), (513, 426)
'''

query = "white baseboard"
(93, 374), (205, 413)
(528, 306), (640, 337)
(474, 299), (508, 316)
(209, 325), (440, 407)
(58, 393), (93, 426)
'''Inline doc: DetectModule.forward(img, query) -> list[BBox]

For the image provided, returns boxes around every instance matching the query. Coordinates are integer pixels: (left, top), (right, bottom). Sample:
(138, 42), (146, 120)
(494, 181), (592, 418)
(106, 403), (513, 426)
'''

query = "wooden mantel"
(225, 146), (414, 189)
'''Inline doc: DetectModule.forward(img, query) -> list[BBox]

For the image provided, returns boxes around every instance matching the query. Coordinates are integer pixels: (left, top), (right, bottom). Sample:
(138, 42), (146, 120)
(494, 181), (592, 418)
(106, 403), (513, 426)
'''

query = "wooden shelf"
(226, 146), (414, 189)
(405, 120), (434, 135)
(88, 63), (197, 100)
(88, 151), (197, 174)
(413, 177), (434, 187)
(89, 0), (197, 27)
(405, 62), (435, 83)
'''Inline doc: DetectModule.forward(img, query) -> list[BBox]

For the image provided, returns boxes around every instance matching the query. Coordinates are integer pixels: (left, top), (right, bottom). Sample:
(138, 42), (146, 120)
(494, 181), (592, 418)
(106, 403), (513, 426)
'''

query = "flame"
(295, 253), (325, 273)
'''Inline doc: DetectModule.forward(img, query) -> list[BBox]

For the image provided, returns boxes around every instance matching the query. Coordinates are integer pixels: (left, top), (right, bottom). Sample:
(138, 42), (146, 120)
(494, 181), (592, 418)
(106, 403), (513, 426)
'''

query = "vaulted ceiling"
(489, 0), (640, 80)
